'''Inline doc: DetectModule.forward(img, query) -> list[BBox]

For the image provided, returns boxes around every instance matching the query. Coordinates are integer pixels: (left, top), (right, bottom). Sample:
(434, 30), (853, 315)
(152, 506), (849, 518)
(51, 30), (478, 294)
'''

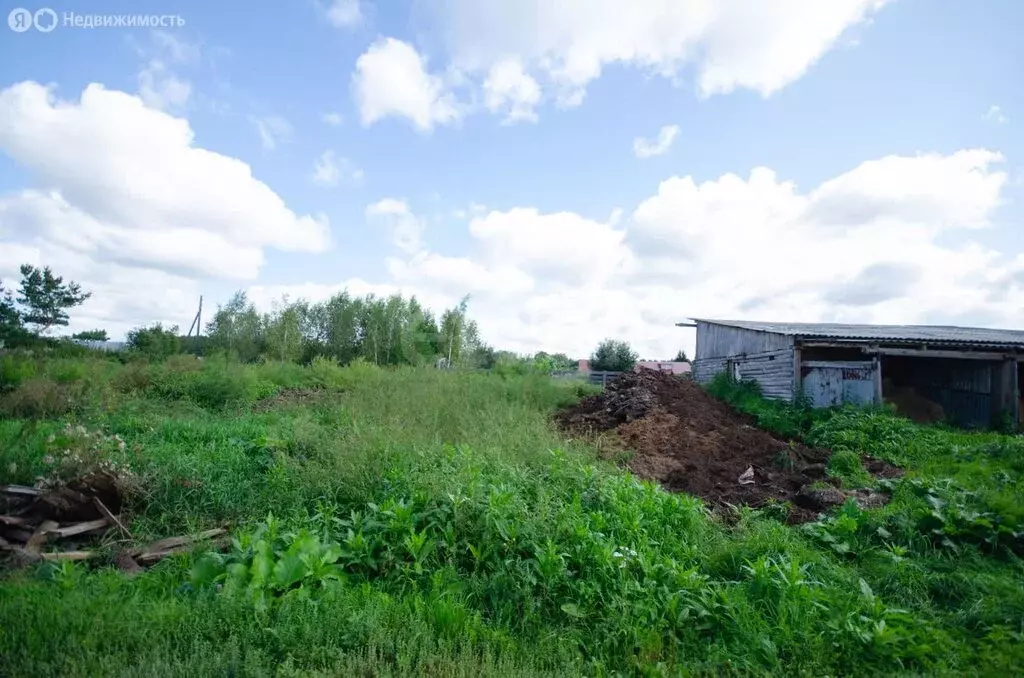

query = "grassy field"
(1, 353), (1022, 676)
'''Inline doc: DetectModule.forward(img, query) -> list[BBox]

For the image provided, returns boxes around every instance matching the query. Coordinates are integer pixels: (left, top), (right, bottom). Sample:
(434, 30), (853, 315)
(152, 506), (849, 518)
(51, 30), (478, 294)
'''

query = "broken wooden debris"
(40, 550), (97, 562)
(25, 520), (59, 555)
(1, 485), (42, 497)
(93, 497), (131, 539)
(128, 528), (227, 558)
(53, 518), (110, 539)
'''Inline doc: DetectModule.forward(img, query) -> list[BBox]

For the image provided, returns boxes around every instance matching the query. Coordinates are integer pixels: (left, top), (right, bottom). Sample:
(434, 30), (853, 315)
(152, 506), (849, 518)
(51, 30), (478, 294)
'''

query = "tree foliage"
(16, 264), (91, 334)
(589, 339), (639, 372)
(72, 329), (109, 341)
(126, 323), (181, 361)
(0, 281), (23, 344)
(673, 349), (689, 363)
(203, 289), (490, 368)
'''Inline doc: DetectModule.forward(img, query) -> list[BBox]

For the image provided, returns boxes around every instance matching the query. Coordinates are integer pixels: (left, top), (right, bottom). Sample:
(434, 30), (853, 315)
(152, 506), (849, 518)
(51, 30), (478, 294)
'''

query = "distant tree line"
(2, 262), (687, 371)
(193, 290), (500, 368)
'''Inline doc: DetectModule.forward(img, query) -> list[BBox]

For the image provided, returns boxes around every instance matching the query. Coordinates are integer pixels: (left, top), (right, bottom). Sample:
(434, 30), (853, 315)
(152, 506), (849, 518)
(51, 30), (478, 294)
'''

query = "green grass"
(0, 358), (1022, 676)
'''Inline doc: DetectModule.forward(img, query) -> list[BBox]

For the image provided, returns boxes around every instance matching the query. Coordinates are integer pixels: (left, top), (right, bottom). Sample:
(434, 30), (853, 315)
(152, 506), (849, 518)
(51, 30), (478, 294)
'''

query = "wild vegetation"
(589, 339), (639, 372)
(1, 264), (1020, 675)
(0, 349), (1021, 676)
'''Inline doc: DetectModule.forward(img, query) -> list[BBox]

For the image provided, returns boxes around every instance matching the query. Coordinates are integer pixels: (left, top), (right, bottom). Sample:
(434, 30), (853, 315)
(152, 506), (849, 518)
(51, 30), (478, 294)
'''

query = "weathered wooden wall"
(694, 322), (794, 360)
(692, 322), (796, 400)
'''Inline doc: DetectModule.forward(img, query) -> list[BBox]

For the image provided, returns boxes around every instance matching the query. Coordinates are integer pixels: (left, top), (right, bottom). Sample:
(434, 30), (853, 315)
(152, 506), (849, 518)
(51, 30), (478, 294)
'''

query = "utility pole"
(186, 296), (203, 352)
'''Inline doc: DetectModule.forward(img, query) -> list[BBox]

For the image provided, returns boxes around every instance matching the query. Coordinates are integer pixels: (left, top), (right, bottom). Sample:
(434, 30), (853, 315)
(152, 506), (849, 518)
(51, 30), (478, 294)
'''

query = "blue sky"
(0, 0), (1022, 358)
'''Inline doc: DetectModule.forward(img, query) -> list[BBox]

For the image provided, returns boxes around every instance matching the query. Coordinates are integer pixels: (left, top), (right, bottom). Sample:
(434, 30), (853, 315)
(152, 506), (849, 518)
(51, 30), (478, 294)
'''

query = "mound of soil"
(556, 369), (895, 523)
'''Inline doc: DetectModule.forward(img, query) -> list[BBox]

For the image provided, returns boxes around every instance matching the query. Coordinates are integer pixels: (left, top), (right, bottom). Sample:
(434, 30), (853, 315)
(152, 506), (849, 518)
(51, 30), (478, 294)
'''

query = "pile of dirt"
(556, 369), (897, 523)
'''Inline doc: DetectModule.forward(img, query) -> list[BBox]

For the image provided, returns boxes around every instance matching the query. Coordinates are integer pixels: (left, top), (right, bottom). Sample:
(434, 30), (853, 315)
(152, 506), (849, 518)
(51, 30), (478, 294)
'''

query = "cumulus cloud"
(131, 31), (202, 113)
(352, 38), (461, 131)
(633, 124), (679, 158)
(138, 60), (192, 111)
(292, 147), (1019, 360)
(0, 81), (331, 336)
(482, 58), (541, 124)
(366, 198), (425, 253)
(418, 0), (889, 122)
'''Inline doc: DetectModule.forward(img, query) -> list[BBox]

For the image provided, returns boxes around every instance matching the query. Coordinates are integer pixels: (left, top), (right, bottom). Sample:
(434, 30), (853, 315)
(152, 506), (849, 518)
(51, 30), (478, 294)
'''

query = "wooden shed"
(681, 319), (1024, 429)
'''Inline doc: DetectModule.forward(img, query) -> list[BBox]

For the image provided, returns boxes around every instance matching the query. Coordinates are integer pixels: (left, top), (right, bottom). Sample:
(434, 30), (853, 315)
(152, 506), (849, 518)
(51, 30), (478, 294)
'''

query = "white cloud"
(249, 114), (294, 150)
(138, 60), (192, 111)
(633, 124), (679, 158)
(428, 0), (890, 112)
(324, 0), (362, 28)
(469, 208), (629, 284)
(132, 32), (203, 113)
(0, 81), (331, 335)
(149, 30), (201, 63)
(311, 150), (363, 187)
(352, 38), (461, 131)
(321, 111), (343, 126)
(985, 104), (1008, 124)
(366, 198), (425, 253)
(321, 148), (1019, 361)
(482, 58), (541, 124)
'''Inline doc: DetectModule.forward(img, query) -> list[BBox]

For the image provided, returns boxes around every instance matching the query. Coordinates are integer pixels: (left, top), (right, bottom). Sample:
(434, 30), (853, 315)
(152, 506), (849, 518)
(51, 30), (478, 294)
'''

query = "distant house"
(684, 318), (1023, 429)
(577, 359), (692, 375)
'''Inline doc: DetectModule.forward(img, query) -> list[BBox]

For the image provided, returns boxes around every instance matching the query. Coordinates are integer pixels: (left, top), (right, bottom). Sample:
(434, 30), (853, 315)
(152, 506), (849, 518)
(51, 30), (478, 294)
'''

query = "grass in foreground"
(0, 356), (1021, 676)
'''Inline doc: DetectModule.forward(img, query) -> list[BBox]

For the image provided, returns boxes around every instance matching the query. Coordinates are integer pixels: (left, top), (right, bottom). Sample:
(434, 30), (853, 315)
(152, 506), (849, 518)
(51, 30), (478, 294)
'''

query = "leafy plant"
(16, 264), (91, 335)
(72, 329), (109, 341)
(126, 323), (181, 361)
(589, 339), (638, 372)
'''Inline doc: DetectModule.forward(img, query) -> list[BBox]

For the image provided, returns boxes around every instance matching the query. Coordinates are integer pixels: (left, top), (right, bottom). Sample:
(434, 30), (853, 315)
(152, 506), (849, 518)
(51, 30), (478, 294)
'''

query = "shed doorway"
(801, 360), (878, 408)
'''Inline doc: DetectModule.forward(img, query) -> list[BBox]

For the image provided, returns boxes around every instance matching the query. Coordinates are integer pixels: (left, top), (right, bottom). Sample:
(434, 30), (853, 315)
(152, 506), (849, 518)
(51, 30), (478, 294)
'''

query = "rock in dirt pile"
(556, 369), (897, 522)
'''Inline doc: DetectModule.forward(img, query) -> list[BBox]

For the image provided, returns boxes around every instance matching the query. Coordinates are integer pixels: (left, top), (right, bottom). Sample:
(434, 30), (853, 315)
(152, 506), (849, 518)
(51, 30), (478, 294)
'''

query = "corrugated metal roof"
(690, 319), (1024, 349)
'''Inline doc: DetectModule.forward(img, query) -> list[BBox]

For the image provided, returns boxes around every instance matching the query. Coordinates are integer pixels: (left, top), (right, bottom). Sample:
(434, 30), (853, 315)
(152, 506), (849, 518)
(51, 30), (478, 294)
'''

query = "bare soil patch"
(556, 369), (899, 523)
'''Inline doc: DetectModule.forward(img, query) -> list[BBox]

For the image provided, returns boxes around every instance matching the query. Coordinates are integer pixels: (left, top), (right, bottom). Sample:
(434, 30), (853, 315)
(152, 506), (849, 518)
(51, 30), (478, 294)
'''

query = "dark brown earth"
(556, 369), (897, 523)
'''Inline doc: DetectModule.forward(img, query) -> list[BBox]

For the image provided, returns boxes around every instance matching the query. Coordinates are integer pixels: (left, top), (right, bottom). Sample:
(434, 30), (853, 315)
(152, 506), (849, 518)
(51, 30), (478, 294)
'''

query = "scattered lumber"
(2, 471), (229, 572)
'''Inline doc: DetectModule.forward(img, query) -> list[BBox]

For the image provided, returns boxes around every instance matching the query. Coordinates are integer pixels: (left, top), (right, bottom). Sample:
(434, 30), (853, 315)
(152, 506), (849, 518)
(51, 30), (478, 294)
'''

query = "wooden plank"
(873, 355), (883, 405)
(53, 518), (110, 539)
(128, 528), (227, 557)
(0, 515), (29, 526)
(93, 497), (131, 539)
(2, 527), (33, 543)
(40, 551), (96, 562)
(802, 361), (874, 369)
(860, 347), (1017, 361)
(1, 485), (41, 497)
(793, 347), (802, 401)
(25, 520), (58, 554)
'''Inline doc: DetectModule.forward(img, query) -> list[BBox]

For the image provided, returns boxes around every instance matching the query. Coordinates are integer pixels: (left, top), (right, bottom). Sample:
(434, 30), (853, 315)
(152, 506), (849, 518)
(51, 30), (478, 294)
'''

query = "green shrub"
(163, 354), (204, 373)
(112, 362), (153, 394)
(126, 323), (181, 361)
(706, 373), (813, 438)
(0, 377), (76, 418)
(189, 366), (262, 409)
(827, 449), (872, 487)
(51, 360), (86, 384)
(0, 354), (36, 392)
